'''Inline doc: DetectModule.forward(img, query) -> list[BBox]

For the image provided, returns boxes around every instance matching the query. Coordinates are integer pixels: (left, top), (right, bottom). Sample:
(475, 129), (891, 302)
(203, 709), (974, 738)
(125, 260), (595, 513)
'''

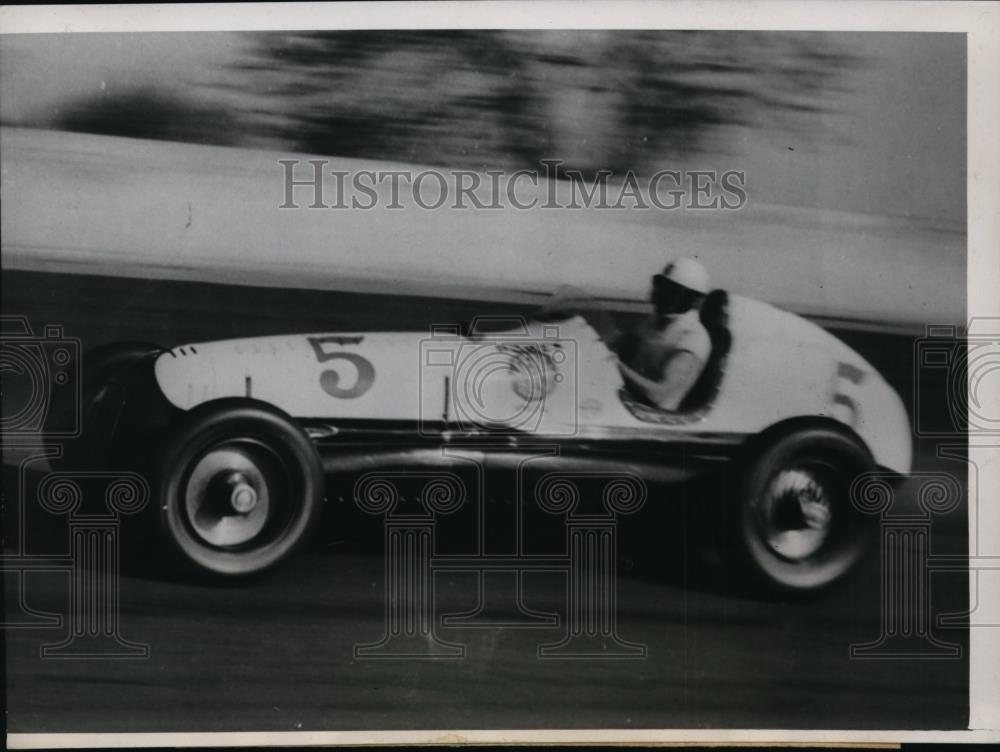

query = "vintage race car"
(62, 288), (911, 593)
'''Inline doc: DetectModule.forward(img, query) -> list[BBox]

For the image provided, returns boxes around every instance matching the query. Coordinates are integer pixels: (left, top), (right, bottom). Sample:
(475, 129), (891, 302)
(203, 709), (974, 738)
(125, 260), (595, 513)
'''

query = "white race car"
(62, 288), (911, 593)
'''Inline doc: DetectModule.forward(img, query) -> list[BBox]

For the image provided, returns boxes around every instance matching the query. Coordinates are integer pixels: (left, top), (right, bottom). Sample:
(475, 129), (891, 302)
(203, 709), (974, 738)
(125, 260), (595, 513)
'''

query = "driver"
(616, 257), (712, 411)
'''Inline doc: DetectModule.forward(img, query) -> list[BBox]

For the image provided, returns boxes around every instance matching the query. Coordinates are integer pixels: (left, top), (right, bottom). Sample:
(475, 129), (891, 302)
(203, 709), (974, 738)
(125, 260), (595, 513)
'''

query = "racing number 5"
(830, 361), (864, 427)
(307, 336), (376, 399)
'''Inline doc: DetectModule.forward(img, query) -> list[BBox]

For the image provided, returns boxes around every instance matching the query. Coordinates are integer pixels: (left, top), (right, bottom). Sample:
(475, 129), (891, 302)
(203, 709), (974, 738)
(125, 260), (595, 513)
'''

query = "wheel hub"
(226, 473), (259, 513)
(760, 467), (834, 561)
(184, 446), (272, 548)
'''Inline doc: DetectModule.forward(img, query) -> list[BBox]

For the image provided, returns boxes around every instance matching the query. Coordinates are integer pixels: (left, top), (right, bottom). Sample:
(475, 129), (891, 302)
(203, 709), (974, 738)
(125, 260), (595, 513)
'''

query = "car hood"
(153, 319), (590, 434)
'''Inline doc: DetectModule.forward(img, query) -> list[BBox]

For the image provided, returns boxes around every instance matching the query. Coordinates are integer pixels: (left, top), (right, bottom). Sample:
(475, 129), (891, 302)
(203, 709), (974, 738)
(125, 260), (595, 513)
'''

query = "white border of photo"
(2, 1), (997, 746)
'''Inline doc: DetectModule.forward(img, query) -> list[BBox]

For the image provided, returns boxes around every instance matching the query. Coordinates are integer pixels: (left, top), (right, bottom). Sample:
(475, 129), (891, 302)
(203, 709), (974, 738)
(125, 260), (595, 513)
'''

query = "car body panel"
(153, 294), (912, 474)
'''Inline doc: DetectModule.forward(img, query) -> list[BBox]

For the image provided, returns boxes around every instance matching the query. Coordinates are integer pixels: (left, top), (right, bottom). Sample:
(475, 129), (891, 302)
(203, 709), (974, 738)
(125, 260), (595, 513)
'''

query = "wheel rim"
(183, 440), (285, 548)
(755, 463), (838, 562)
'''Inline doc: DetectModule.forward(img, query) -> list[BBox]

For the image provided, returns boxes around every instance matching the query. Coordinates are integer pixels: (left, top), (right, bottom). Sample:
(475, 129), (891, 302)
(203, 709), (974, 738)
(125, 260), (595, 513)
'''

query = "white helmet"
(656, 257), (710, 295)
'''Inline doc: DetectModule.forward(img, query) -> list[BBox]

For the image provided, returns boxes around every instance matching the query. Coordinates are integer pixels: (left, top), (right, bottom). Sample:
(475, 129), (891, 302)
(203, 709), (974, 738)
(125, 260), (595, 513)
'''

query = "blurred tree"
(225, 30), (861, 175)
(224, 31), (547, 168)
(54, 87), (238, 146)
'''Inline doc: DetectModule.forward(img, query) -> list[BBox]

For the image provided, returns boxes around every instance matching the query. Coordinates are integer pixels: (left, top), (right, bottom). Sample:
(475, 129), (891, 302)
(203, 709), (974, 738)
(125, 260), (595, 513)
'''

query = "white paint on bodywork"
(153, 295), (912, 474)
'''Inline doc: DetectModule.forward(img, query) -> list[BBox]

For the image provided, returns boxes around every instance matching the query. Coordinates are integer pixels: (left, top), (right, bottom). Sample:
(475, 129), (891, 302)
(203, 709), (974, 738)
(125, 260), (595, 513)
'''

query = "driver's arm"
(617, 350), (702, 411)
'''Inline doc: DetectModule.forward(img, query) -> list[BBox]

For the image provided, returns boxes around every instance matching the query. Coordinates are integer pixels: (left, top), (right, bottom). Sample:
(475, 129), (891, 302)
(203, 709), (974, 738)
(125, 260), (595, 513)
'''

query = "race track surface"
(3, 542), (969, 732)
(2, 271), (969, 732)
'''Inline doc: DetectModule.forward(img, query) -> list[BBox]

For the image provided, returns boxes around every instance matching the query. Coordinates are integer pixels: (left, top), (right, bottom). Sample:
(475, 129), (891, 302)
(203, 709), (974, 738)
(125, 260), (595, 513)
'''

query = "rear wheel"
(156, 398), (324, 579)
(733, 427), (876, 594)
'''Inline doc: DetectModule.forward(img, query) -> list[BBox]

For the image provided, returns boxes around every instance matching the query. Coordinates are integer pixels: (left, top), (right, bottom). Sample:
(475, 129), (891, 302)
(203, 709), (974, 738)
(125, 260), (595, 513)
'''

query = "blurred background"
(0, 31), (966, 326)
(0, 30), (965, 222)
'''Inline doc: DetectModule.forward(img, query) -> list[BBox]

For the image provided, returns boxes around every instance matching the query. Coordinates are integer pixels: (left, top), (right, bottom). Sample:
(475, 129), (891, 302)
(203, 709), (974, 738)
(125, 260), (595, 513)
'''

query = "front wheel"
(733, 427), (876, 595)
(156, 398), (324, 579)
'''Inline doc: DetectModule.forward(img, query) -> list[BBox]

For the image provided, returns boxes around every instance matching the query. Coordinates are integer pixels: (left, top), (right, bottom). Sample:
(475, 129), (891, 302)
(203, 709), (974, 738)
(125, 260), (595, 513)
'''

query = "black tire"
(732, 427), (876, 595)
(155, 398), (324, 579)
(47, 341), (162, 471)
